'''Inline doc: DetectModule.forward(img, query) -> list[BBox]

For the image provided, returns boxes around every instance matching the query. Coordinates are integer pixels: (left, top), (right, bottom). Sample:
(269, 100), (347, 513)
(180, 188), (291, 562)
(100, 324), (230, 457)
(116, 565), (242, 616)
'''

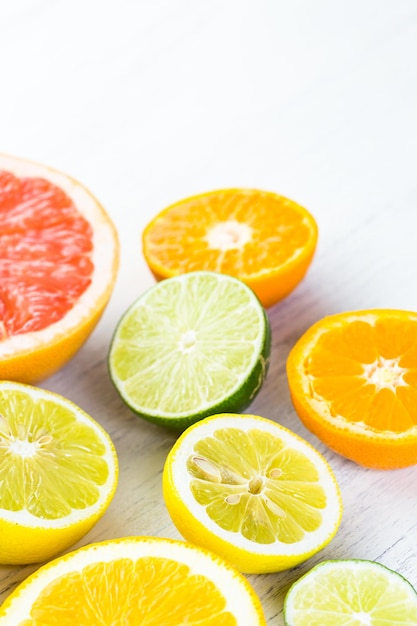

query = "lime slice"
(0, 381), (118, 565)
(284, 559), (417, 625)
(108, 271), (271, 430)
(163, 413), (342, 573)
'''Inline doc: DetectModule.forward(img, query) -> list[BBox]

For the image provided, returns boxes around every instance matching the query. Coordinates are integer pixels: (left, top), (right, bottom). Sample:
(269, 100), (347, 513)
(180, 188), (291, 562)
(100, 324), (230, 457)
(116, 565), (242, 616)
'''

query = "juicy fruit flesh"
(304, 317), (417, 433)
(144, 189), (315, 277)
(110, 273), (267, 415)
(0, 170), (93, 339)
(17, 557), (236, 626)
(286, 561), (417, 625)
(187, 427), (326, 544)
(0, 389), (109, 519)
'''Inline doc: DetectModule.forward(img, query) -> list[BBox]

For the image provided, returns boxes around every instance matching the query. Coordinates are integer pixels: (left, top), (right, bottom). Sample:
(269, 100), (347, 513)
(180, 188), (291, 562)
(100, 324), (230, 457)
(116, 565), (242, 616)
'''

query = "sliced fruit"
(162, 413), (342, 574)
(108, 271), (271, 430)
(0, 153), (119, 384)
(284, 559), (417, 625)
(0, 536), (266, 625)
(287, 309), (417, 469)
(0, 381), (118, 565)
(142, 188), (318, 308)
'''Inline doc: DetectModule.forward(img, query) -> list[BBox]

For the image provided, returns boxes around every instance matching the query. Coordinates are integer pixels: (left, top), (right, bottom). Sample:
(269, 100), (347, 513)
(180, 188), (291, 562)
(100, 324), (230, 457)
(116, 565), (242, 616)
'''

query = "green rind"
(108, 273), (271, 431)
(283, 559), (417, 626)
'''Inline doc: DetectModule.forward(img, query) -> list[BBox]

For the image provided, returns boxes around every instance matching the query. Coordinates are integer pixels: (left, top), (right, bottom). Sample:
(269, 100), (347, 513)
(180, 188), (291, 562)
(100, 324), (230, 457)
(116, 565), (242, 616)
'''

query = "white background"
(1, 1), (417, 623)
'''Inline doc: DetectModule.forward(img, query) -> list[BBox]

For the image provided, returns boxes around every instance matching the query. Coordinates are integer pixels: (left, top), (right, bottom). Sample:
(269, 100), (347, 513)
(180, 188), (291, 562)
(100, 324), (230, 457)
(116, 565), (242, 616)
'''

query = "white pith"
(178, 329), (197, 353)
(206, 220), (252, 251)
(361, 356), (408, 391)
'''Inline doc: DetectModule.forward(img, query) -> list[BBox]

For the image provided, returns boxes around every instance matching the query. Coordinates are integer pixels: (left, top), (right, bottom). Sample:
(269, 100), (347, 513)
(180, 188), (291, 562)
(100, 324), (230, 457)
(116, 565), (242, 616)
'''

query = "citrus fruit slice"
(0, 153), (119, 384)
(162, 413), (342, 574)
(286, 309), (417, 469)
(0, 381), (118, 565)
(142, 188), (318, 308)
(108, 271), (271, 430)
(0, 536), (267, 625)
(283, 559), (417, 625)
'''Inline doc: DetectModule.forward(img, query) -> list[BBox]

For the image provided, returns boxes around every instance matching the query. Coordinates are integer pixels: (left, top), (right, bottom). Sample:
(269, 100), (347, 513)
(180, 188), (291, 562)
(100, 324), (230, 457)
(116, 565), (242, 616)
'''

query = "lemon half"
(0, 381), (118, 564)
(163, 413), (342, 574)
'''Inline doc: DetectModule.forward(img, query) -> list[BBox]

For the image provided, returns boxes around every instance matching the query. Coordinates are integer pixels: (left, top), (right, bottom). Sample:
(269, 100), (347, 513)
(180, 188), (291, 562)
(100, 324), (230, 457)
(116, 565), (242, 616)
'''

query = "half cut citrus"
(287, 309), (417, 469)
(163, 413), (342, 574)
(0, 153), (119, 383)
(0, 536), (266, 625)
(284, 559), (417, 625)
(142, 188), (318, 308)
(108, 271), (271, 430)
(0, 381), (118, 564)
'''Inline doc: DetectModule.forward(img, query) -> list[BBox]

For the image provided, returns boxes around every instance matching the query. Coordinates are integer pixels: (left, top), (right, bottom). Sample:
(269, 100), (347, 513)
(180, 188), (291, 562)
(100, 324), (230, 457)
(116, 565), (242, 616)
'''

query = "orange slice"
(0, 537), (267, 624)
(286, 309), (417, 469)
(142, 188), (318, 308)
(0, 154), (119, 383)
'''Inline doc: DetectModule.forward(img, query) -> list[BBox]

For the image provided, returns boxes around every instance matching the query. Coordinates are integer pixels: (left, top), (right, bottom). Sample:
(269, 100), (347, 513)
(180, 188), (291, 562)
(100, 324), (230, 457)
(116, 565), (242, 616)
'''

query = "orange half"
(0, 154), (119, 383)
(142, 188), (318, 308)
(287, 309), (417, 469)
(0, 537), (266, 625)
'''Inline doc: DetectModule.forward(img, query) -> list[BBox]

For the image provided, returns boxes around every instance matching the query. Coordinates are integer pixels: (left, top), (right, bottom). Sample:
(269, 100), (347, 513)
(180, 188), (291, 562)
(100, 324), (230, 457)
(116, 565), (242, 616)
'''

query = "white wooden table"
(1, 1), (417, 623)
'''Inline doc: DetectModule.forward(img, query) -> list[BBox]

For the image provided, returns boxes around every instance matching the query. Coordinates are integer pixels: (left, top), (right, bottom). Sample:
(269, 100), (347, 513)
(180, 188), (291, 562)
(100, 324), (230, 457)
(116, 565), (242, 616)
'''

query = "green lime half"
(284, 559), (417, 626)
(108, 271), (271, 430)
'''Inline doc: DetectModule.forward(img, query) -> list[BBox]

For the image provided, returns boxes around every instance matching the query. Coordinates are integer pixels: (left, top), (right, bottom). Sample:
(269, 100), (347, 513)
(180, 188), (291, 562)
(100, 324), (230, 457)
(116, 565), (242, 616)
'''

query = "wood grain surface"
(1, 1), (417, 623)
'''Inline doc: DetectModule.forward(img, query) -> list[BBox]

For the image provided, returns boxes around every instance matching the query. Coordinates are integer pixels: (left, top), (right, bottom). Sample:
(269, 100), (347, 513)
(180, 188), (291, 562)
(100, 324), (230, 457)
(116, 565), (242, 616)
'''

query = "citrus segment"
(142, 188), (318, 308)
(109, 272), (270, 430)
(163, 413), (342, 573)
(287, 309), (417, 468)
(283, 559), (417, 625)
(0, 537), (266, 625)
(0, 381), (118, 564)
(0, 153), (119, 383)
